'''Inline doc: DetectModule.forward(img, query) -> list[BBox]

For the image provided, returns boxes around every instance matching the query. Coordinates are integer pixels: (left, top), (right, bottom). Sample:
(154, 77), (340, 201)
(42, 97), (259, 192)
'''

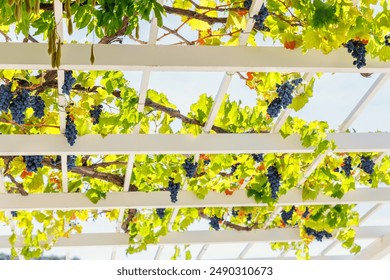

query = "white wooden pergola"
(0, 0), (390, 260)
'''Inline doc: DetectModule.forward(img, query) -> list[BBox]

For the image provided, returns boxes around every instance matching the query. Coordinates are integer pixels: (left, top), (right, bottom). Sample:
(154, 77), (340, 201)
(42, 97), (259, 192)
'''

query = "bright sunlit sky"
(1, 4), (390, 260)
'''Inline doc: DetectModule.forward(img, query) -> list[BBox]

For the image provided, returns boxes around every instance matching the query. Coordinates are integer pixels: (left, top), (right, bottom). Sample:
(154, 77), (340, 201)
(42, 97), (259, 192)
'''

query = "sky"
(1, 2), (390, 260)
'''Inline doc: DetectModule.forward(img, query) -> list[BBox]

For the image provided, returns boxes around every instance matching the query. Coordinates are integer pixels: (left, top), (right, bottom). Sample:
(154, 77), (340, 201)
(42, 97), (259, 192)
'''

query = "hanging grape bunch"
(65, 114), (78, 146)
(209, 216), (221, 231)
(29, 95), (45, 118)
(182, 158), (198, 178)
(360, 156), (375, 175)
(23, 155), (44, 173)
(156, 208), (166, 219)
(385, 35), (390, 46)
(345, 40), (367, 69)
(62, 71), (76, 95)
(90, 104), (103, 125)
(281, 206), (295, 224)
(9, 89), (30, 124)
(267, 78), (303, 118)
(267, 165), (281, 199)
(251, 153), (264, 163)
(341, 156), (352, 177)
(0, 84), (13, 112)
(168, 178), (180, 203)
(305, 227), (332, 242)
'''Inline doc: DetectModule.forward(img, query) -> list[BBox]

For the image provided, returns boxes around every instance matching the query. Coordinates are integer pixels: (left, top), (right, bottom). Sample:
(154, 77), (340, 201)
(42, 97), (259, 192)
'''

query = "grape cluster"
(267, 78), (303, 118)
(232, 209), (239, 217)
(385, 35), (390, 46)
(341, 156), (352, 177)
(62, 71), (76, 95)
(267, 98), (282, 118)
(11, 211), (18, 218)
(251, 153), (264, 163)
(302, 207), (310, 219)
(246, 213), (252, 222)
(244, 0), (252, 9)
(281, 206), (295, 223)
(182, 158), (198, 178)
(156, 208), (165, 219)
(0, 84), (13, 112)
(253, 4), (269, 30)
(9, 89), (30, 124)
(90, 104), (103, 125)
(29, 95), (45, 118)
(345, 40), (367, 69)
(65, 115), (78, 146)
(305, 227), (332, 242)
(23, 155), (44, 173)
(168, 178), (180, 203)
(204, 159), (211, 165)
(360, 156), (374, 174)
(267, 165), (281, 199)
(276, 81), (295, 108)
(209, 216), (220, 231)
(67, 155), (76, 170)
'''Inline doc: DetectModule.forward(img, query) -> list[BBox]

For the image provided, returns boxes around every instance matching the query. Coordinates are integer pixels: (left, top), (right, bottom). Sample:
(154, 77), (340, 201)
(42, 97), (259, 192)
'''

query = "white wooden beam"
(355, 233), (390, 259)
(2, 43), (390, 72)
(339, 73), (390, 132)
(1, 226), (389, 248)
(1, 188), (390, 211)
(0, 133), (390, 155)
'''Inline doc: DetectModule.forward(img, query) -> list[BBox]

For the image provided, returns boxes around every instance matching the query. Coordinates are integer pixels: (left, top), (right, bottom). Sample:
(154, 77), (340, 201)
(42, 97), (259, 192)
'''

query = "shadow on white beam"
(2, 188), (390, 211)
(0, 133), (390, 156)
(1, 43), (390, 72)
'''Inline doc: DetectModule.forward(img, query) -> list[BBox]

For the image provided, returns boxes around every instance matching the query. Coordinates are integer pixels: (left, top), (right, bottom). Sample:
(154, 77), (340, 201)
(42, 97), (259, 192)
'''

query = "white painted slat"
(0, 226), (389, 249)
(1, 188), (390, 211)
(1, 44), (390, 72)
